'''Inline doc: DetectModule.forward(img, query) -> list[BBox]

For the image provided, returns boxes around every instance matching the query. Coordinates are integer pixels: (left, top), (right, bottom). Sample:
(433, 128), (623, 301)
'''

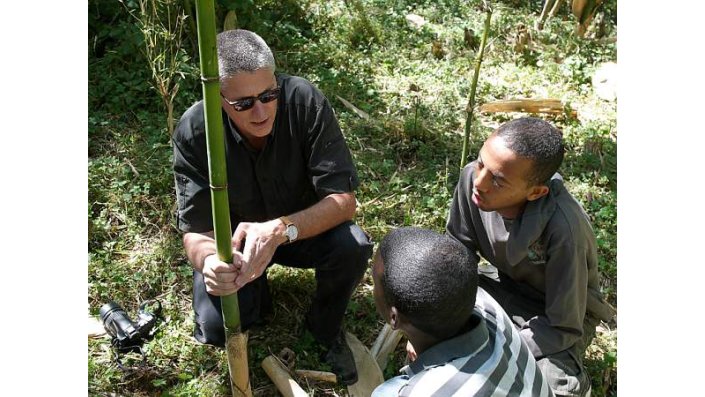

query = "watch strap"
(279, 216), (295, 243)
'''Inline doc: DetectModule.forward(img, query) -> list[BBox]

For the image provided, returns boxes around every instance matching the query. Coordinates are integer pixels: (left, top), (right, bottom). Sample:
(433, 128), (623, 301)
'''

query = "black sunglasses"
(220, 87), (281, 112)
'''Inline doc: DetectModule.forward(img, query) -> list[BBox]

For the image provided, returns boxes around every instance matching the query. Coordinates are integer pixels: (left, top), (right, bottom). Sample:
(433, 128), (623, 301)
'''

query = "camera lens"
(99, 301), (122, 323)
(100, 301), (138, 343)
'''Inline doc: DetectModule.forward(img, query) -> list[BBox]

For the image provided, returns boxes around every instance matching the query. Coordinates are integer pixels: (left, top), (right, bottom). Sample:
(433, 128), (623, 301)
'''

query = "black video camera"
(99, 300), (161, 353)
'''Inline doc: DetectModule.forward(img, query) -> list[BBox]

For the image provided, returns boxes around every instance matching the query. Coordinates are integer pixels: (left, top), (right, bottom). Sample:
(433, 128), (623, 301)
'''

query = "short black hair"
(379, 227), (478, 340)
(494, 117), (564, 186)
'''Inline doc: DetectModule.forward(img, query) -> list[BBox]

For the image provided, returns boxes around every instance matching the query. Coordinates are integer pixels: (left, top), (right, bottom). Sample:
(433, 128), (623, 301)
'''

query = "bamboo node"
(201, 75), (220, 83)
(210, 184), (227, 191)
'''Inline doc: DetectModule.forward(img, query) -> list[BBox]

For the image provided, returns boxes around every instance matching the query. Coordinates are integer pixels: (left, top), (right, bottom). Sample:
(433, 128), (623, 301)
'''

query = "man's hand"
(406, 340), (418, 362)
(232, 219), (287, 290)
(202, 253), (245, 296)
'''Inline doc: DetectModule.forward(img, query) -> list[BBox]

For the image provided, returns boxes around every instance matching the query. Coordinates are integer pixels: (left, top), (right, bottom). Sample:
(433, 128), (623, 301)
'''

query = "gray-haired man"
(172, 29), (372, 385)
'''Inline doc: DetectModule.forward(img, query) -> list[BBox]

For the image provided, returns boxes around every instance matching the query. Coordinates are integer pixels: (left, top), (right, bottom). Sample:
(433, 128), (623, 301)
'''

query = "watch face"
(288, 225), (298, 241)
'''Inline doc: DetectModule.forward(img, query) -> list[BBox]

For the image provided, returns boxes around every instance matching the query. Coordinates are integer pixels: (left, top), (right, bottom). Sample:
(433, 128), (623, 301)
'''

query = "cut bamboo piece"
(370, 323), (403, 371)
(294, 369), (337, 384)
(226, 332), (252, 397)
(262, 356), (308, 397)
(88, 316), (107, 338)
(346, 332), (384, 397)
(479, 99), (577, 117)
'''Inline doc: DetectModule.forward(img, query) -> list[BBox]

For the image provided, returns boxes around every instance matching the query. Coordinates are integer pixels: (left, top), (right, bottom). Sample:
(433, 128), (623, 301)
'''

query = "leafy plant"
(122, 0), (193, 135)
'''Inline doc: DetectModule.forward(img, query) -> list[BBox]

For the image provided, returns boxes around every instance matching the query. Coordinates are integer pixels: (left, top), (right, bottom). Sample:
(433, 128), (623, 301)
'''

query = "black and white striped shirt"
(374, 288), (554, 397)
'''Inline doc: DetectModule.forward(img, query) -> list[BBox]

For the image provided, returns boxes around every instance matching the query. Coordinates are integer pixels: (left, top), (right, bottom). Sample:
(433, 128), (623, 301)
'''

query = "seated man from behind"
(371, 227), (553, 397)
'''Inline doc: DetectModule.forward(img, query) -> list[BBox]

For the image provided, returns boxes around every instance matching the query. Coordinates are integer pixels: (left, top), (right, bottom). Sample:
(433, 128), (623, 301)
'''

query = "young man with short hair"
(446, 117), (616, 396)
(372, 227), (553, 397)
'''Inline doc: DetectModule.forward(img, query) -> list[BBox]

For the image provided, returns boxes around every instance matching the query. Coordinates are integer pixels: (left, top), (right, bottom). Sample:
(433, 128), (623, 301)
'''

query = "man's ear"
(389, 306), (400, 330)
(527, 184), (549, 201)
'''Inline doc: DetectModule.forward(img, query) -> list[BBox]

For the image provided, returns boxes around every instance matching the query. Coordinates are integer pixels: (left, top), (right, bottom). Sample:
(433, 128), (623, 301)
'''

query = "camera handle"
(110, 340), (147, 371)
(138, 299), (162, 318)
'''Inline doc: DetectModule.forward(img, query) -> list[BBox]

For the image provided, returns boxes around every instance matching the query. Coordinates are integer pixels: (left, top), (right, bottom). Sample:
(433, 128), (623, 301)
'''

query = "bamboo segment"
(346, 332), (384, 397)
(294, 369), (338, 384)
(262, 356), (309, 397)
(459, 3), (492, 170)
(370, 323), (391, 358)
(370, 324), (403, 371)
(479, 99), (577, 117)
(88, 316), (107, 338)
(226, 332), (252, 397)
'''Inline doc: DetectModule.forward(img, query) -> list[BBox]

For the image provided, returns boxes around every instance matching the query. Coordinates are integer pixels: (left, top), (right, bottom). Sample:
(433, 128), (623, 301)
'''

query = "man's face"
(470, 134), (542, 219)
(220, 68), (278, 144)
(371, 251), (391, 324)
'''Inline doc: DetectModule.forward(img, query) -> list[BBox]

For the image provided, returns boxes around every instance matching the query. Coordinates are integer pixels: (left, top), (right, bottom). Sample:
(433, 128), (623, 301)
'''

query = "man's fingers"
(234, 271), (258, 291)
(213, 271), (237, 283)
(232, 223), (249, 252)
(241, 235), (257, 265)
(203, 277), (237, 296)
(232, 251), (245, 270)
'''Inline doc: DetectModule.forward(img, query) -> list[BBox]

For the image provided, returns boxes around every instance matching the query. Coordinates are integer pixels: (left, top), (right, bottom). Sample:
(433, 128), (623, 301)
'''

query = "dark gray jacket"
(447, 162), (615, 357)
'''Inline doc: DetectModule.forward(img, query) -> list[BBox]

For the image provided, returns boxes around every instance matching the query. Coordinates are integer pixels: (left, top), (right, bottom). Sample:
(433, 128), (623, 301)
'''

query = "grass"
(89, 0), (617, 395)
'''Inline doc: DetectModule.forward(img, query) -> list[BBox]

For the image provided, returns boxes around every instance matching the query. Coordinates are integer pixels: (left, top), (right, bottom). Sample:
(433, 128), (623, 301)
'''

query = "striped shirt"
(372, 288), (554, 397)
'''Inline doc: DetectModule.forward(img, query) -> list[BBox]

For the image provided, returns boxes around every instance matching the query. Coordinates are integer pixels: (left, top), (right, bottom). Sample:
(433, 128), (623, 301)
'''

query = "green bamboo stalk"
(193, 1), (251, 396)
(460, 3), (492, 171)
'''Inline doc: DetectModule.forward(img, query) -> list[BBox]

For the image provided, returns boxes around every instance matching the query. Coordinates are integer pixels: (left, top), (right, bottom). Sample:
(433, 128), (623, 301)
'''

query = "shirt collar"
(225, 110), (245, 144)
(403, 313), (489, 377)
(504, 174), (562, 266)
(224, 109), (275, 152)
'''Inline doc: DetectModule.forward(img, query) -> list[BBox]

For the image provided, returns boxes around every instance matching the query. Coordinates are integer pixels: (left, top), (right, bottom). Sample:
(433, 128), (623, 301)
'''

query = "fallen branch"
(479, 98), (577, 118)
(294, 369), (337, 384)
(336, 95), (371, 120)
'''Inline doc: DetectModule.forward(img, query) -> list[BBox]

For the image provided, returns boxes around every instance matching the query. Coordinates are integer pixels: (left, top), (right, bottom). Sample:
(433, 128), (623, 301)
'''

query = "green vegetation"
(89, 0), (617, 395)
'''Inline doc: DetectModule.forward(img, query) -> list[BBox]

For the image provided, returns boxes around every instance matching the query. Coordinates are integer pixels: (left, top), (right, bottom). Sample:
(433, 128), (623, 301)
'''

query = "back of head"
(379, 227), (478, 340)
(216, 29), (276, 80)
(494, 117), (564, 186)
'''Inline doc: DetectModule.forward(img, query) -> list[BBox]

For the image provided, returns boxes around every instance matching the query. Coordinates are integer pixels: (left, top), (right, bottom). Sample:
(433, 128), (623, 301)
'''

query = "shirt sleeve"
(445, 163), (482, 264)
(303, 98), (359, 198)
(518, 234), (588, 358)
(172, 110), (214, 233)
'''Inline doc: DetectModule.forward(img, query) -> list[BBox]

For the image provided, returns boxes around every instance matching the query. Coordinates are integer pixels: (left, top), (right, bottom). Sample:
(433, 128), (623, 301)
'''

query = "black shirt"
(172, 74), (359, 233)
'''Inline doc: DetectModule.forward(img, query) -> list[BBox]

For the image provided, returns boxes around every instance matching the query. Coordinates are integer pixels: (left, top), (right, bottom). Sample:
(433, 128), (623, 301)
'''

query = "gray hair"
(216, 29), (276, 81)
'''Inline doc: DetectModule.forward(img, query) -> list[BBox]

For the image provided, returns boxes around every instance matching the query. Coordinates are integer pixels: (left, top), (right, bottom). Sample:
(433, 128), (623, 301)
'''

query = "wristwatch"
(279, 216), (298, 243)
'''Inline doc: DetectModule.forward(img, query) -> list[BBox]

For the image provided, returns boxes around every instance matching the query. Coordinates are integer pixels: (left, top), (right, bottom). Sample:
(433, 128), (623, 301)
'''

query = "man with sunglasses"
(172, 29), (372, 385)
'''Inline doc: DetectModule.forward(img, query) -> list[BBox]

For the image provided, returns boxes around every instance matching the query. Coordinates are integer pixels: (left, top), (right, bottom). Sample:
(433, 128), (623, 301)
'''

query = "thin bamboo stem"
(460, 3), (492, 170)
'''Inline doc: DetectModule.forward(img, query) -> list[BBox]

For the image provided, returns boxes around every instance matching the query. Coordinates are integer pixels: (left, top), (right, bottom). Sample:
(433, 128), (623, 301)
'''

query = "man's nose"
(250, 99), (266, 119)
(474, 169), (491, 192)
